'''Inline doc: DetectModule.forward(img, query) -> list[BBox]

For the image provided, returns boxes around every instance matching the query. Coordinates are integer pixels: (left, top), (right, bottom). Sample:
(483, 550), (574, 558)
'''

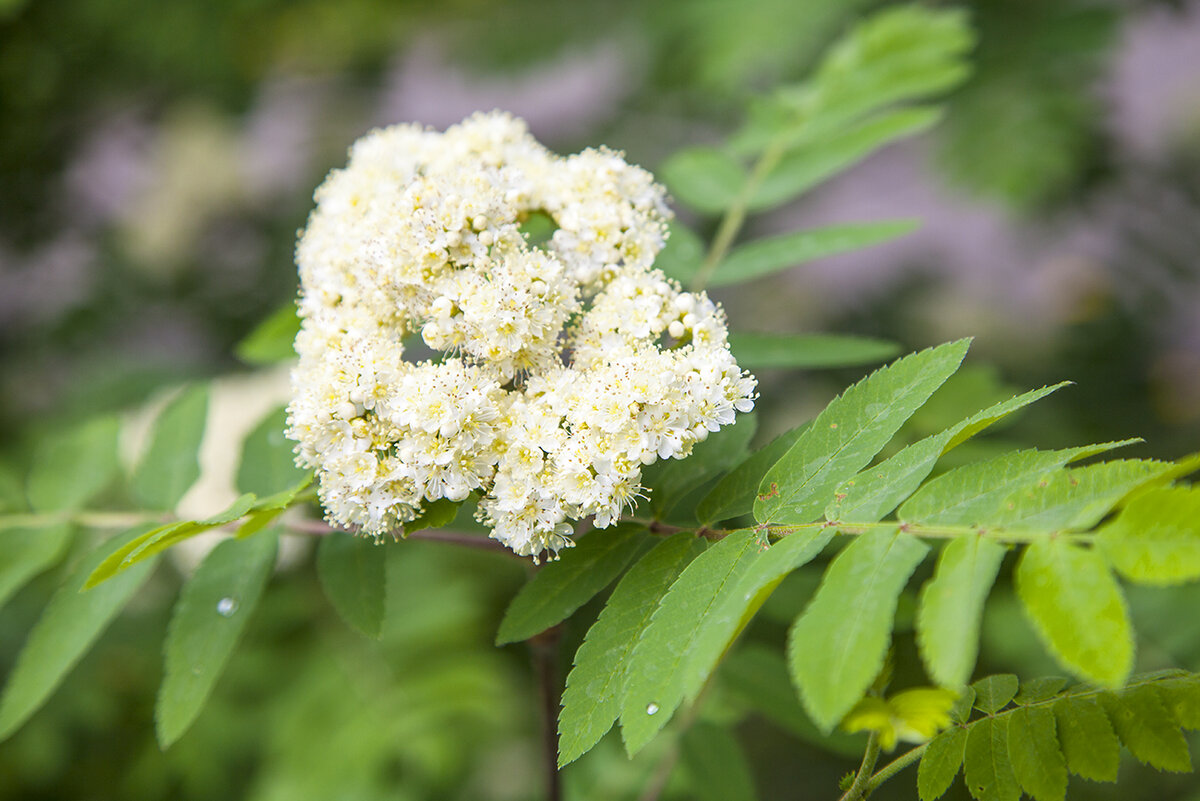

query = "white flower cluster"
(287, 112), (756, 557)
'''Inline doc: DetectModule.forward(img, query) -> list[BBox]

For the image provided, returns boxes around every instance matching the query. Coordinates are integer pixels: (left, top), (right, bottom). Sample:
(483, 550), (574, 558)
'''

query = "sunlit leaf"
(788, 528), (928, 731)
(1016, 539), (1132, 688)
(756, 340), (969, 525)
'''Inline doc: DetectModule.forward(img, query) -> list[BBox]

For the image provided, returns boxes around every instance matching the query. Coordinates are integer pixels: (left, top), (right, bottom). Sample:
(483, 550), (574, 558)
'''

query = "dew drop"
(216, 597), (239, 617)
(646, 703), (660, 716)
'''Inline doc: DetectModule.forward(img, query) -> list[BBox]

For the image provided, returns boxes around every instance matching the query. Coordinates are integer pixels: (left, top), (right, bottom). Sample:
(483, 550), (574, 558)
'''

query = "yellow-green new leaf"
(1097, 487), (1200, 585)
(1016, 539), (1133, 688)
(157, 531), (278, 746)
(788, 528), (929, 732)
(917, 536), (1006, 688)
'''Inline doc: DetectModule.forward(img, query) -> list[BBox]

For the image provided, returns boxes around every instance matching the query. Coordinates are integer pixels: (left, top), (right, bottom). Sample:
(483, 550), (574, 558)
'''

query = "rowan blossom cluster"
(287, 112), (756, 557)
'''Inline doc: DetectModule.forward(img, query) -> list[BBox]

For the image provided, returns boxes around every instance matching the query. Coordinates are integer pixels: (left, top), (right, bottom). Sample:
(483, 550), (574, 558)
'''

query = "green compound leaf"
(1099, 685), (1192, 773)
(659, 146), (746, 215)
(316, 532), (387, 639)
(1016, 539), (1133, 688)
(1158, 677), (1200, 730)
(898, 440), (1138, 527)
(1007, 705), (1067, 801)
(0, 526), (160, 741)
(622, 528), (833, 755)
(963, 716), (1021, 801)
(788, 528), (929, 732)
(972, 674), (1019, 715)
(710, 221), (917, 288)
(680, 721), (758, 801)
(1097, 487), (1200, 585)
(237, 406), (307, 498)
(1014, 677), (1068, 705)
(132, 385), (209, 510)
(84, 493), (258, 589)
(749, 106), (943, 211)
(496, 524), (646, 645)
(0, 523), (73, 612)
(235, 302), (300, 366)
(698, 425), (806, 525)
(756, 340), (970, 526)
(558, 533), (706, 767)
(985, 459), (1174, 532)
(917, 536), (1007, 688)
(921, 672), (1200, 798)
(829, 383), (1067, 525)
(157, 531), (278, 747)
(919, 725), (968, 801)
(26, 415), (121, 513)
(1053, 695), (1119, 782)
(728, 332), (901, 371)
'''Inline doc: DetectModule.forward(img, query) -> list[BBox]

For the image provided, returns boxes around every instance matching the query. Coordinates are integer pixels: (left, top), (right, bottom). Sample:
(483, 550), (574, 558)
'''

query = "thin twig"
(285, 517), (517, 555)
(863, 742), (927, 795)
(837, 731), (881, 801)
(530, 626), (564, 801)
(688, 139), (787, 293)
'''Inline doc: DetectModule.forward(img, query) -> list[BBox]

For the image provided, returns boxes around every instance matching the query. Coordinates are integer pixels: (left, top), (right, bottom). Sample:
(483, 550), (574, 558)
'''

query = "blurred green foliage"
(3, 0), (1200, 799)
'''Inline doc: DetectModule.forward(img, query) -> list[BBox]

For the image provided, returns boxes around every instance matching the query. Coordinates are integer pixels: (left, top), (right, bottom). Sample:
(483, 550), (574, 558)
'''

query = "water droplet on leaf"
(216, 597), (238, 617)
(646, 703), (659, 716)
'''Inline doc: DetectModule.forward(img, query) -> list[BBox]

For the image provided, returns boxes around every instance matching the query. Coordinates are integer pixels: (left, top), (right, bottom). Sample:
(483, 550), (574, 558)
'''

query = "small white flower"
(288, 112), (756, 557)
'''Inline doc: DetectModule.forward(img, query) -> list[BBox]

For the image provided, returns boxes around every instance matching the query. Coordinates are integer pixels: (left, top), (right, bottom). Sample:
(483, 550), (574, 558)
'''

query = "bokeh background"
(2, 0), (1200, 799)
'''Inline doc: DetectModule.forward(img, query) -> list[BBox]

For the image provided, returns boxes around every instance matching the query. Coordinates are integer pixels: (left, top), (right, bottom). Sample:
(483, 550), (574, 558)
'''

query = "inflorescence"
(287, 112), (756, 558)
